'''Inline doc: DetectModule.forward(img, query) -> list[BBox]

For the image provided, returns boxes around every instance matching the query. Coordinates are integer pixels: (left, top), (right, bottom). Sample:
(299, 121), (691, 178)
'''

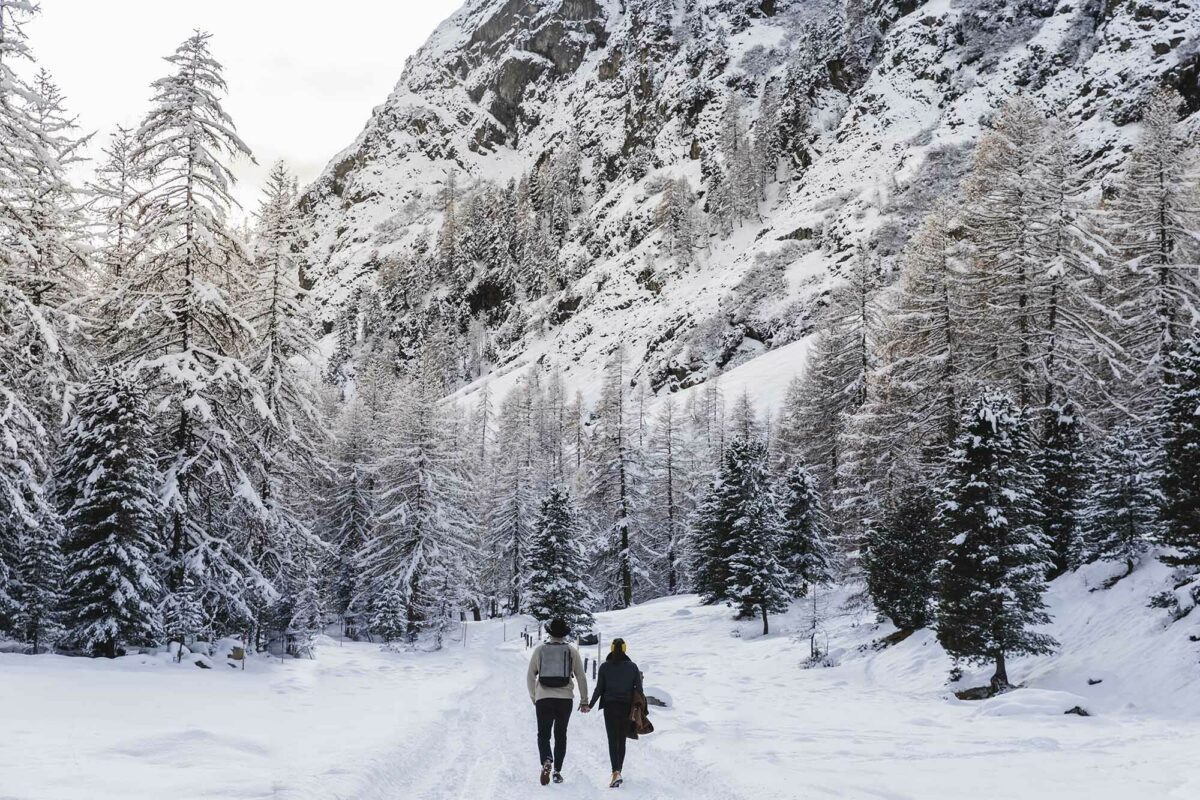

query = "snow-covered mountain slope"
(301, 0), (1200, 401)
(4, 561), (1198, 799)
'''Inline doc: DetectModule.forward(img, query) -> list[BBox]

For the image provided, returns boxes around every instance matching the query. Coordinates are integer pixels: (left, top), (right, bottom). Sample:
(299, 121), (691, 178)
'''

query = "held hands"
(580, 704), (591, 714)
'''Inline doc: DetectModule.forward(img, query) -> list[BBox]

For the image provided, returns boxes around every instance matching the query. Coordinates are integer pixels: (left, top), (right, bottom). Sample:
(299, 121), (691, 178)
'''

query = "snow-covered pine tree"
(1078, 424), (1162, 578)
(56, 371), (162, 657)
(161, 572), (205, 656)
(114, 32), (266, 622)
(690, 437), (777, 611)
(687, 375), (726, 474)
(1108, 88), (1200, 402)
(863, 483), (940, 631)
(1160, 334), (1200, 573)
(689, 445), (742, 607)
(777, 460), (834, 597)
(935, 391), (1055, 691)
(13, 507), (64, 653)
(524, 485), (595, 632)
(287, 560), (326, 655)
(368, 585), (408, 645)
(1036, 400), (1088, 578)
(811, 244), (881, 544)
(583, 347), (649, 608)
(723, 440), (790, 634)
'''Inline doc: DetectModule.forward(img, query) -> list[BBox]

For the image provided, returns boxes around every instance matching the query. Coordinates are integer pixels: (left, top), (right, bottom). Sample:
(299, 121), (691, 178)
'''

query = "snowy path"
(344, 618), (741, 800)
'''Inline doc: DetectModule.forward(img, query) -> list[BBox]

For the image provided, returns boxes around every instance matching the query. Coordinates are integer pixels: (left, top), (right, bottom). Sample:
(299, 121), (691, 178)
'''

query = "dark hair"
(546, 618), (570, 638)
(606, 637), (630, 662)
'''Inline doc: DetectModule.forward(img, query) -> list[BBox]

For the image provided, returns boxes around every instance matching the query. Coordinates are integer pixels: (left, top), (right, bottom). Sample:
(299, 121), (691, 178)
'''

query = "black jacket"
(589, 653), (642, 709)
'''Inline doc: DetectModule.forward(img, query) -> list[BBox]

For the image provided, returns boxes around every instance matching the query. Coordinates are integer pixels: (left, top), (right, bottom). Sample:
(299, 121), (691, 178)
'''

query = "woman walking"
(587, 638), (642, 788)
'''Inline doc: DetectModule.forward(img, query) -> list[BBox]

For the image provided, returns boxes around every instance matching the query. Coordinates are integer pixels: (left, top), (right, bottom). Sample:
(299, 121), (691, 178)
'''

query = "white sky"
(25, 0), (463, 217)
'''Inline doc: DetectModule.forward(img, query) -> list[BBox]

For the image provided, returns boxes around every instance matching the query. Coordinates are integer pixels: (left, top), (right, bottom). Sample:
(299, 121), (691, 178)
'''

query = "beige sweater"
(526, 639), (590, 704)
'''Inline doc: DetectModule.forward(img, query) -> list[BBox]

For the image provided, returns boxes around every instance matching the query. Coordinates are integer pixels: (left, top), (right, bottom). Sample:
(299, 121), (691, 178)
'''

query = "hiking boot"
(609, 771), (623, 788)
(553, 772), (564, 784)
(540, 760), (553, 786)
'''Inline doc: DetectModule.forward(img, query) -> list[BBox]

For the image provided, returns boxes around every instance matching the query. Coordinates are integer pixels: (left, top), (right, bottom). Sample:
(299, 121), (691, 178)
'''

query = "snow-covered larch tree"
(1108, 88), (1199, 401)
(113, 31), (265, 620)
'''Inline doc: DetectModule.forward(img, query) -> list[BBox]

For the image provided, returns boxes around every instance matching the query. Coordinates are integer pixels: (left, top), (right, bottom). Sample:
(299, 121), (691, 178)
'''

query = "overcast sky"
(27, 0), (463, 216)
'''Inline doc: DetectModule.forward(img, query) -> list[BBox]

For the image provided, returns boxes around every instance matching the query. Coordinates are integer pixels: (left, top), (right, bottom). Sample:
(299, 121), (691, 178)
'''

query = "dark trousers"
(603, 702), (632, 772)
(535, 698), (573, 771)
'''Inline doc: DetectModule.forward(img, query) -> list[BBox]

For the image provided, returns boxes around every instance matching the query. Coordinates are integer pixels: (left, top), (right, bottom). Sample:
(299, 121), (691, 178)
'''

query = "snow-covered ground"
(3, 560), (1199, 799)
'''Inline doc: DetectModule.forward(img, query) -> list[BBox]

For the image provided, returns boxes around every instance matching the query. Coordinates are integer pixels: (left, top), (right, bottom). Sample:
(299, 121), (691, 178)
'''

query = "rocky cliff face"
(301, 0), (1199, 400)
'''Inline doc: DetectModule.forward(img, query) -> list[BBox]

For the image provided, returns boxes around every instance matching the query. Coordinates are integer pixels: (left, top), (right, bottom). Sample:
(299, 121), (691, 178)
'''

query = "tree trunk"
(761, 604), (770, 636)
(991, 651), (1009, 692)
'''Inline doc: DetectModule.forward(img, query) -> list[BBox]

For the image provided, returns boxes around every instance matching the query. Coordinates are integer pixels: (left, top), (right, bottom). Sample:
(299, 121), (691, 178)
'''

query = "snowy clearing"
(3, 560), (1199, 800)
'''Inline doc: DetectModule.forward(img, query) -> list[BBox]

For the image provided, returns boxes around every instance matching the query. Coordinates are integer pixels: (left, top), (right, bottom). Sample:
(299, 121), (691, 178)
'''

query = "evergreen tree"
(690, 437), (781, 618)
(777, 461), (834, 596)
(56, 371), (162, 657)
(1161, 335), (1200, 572)
(724, 442), (789, 634)
(287, 561), (326, 654)
(1078, 425), (1162, 577)
(161, 573), (205, 655)
(863, 485), (939, 631)
(367, 585), (408, 644)
(1036, 400), (1088, 578)
(524, 486), (595, 632)
(935, 392), (1055, 691)
(13, 508), (64, 653)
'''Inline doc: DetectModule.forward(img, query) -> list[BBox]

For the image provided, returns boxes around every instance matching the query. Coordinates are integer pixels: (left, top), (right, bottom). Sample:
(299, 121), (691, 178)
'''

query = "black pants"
(603, 702), (632, 772)
(535, 698), (573, 771)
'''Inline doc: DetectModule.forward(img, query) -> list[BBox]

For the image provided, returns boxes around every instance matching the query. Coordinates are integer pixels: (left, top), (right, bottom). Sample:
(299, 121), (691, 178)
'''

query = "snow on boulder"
(971, 689), (1092, 718)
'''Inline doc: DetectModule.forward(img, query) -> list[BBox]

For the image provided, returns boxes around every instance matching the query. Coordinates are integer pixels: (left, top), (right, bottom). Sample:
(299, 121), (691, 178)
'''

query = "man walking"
(527, 618), (590, 785)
